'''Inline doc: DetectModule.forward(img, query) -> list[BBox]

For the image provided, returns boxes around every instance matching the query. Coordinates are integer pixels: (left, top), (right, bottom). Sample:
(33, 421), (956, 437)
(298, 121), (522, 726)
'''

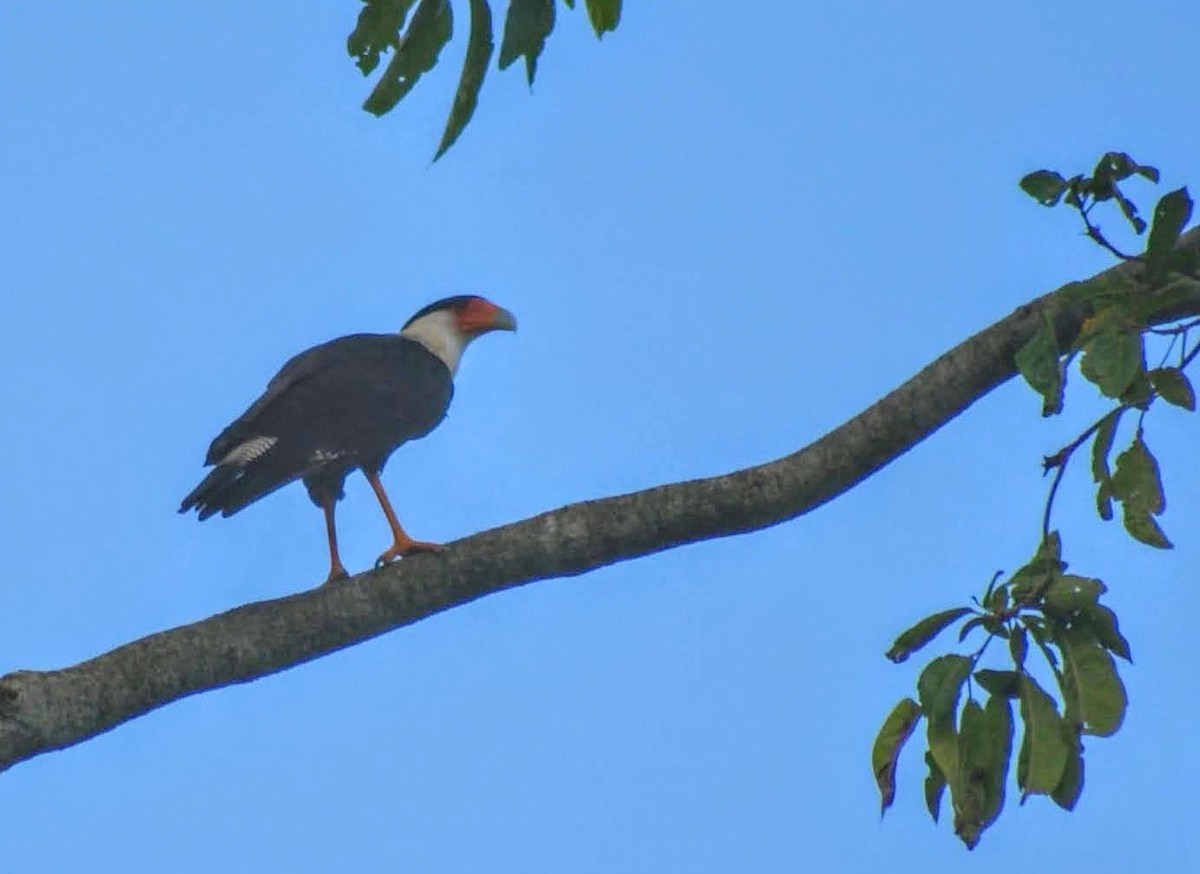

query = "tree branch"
(3, 230), (1199, 773)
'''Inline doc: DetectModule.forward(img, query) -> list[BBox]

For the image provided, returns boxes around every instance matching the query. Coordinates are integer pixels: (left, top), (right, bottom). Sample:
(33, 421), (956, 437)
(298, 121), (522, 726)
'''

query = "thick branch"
(2, 230), (1199, 772)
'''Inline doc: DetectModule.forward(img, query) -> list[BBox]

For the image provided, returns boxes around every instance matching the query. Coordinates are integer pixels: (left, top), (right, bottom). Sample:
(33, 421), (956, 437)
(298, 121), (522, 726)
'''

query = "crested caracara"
(180, 295), (516, 581)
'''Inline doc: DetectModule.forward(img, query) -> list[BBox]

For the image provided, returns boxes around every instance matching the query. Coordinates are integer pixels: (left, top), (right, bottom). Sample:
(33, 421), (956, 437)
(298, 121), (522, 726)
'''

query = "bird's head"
(400, 295), (517, 375)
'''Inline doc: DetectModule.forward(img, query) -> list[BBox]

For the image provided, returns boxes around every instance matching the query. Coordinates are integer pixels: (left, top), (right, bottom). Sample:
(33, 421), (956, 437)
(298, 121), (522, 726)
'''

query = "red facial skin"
(455, 297), (516, 335)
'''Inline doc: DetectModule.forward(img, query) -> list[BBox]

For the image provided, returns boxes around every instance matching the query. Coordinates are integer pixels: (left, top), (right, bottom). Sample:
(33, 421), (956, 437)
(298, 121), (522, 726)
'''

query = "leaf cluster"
(1013, 153), (1199, 549)
(1014, 152), (1194, 417)
(874, 534), (1130, 849)
(878, 151), (1196, 849)
(1019, 152), (1194, 279)
(348, 0), (622, 159)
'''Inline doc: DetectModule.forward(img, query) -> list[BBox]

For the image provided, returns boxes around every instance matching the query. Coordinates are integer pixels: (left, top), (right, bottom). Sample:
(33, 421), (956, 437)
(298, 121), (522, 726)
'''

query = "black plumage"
(180, 334), (452, 519)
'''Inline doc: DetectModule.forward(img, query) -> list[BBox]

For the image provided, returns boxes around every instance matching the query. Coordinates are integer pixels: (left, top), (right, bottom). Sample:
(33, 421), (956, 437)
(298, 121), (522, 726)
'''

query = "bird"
(180, 294), (516, 582)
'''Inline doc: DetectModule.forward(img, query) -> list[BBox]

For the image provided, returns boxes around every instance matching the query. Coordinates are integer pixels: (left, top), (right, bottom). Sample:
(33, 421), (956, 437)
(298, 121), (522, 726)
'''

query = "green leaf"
(985, 579), (1008, 613)
(1080, 603), (1132, 662)
(918, 655), (974, 724)
(583, 0), (621, 36)
(1044, 574), (1106, 614)
(1016, 674), (1069, 799)
(1015, 312), (1064, 415)
(1092, 152), (1156, 186)
(983, 617), (1009, 640)
(955, 614), (993, 643)
(349, 0), (419, 75)
(1168, 247), (1200, 276)
(981, 571), (1002, 606)
(363, 0), (454, 116)
(1131, 278), (1200, 326)
(872, 697), (922, 815)
(1136, 165), (1161, 183)
(1009, 538), (1062, 602)
(1120, 371), (1154, 409)
(1094, 151), (1135, 183)
(1063, 175), (1086, 209)
(1088, 173), (1115, 204)
(924, 752), (947, 823)
(919, 656), (972, 784)
(953, 700), (988, 849)
(957, 615), (988, 643)
(1080, 323), (1145, 399)
(1113, 189), (1147, 235)
(982, 692), (1014, 794)
(1111, 436), (1171, 547)
(1037, 531), (1063, 564)
(886, 607), (973, 663)
(1149, 367), (1196, 410)
(1145, 187), (1194, 283)
(1063, 273), (1141, 308)
(1094, 152), (1157, 192)
(434, 0), (494, 160)
(926, 715), (958, 793)
(1019, 614), (1049, 643)
(1096, 479), (1114, 521)
(499, 0), (555, 85)
(1075, 305), (1120, 349)
(1123, 508), (1173, 548)
(974, 670), (1020, 698)
(953, 696), (1013, 849)
(1053, 624), (1127, 737)
(1090, 408), (1124, 483)
(1020, 170), (1068, 207)
(1009, 627), (1028, 668)
(1051, 731), (1085, 810)
(1020, 616), (1062, 675)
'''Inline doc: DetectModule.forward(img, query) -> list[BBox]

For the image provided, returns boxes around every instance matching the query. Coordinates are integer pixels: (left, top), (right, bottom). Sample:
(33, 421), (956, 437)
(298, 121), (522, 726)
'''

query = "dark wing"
(205, 333), (378, 465)
(181, 334), (453, 519)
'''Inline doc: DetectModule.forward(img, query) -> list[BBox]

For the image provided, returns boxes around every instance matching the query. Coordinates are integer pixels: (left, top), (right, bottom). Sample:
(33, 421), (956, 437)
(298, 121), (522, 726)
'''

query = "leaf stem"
(1079, 202), (1138, 261)
(1147, 317), (1200, 336)
(1040, 412), (1113, 537)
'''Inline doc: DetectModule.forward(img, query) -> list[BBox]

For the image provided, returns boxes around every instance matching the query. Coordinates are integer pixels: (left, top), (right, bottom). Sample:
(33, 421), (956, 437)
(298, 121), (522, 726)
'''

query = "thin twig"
(965, 631), (999, 700)
(1079, 202), (1138, 261)
(1156, 333), (1179, 370)
(1041, 411), (1119, 537)
(1180, 336), (1200, 369)
(1147, 317), (1200, 336)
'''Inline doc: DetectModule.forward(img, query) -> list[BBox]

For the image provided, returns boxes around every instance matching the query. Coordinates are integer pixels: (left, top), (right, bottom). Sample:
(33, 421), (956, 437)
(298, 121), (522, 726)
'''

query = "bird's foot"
(374, 537), (444, 568)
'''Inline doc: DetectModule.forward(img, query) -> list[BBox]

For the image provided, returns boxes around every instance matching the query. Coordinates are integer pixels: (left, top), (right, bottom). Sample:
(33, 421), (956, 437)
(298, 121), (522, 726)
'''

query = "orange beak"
(458, 298), (518, 335)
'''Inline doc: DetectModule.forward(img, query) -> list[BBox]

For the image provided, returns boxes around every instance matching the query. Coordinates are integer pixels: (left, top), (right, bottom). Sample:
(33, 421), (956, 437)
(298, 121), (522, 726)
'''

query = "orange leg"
(364, 470), (443, 567)
(321, 497), (350, 583)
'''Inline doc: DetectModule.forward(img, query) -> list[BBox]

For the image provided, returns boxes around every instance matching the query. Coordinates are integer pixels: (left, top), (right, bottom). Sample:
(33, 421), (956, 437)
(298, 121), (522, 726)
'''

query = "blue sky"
(1, 2), (1198, 870)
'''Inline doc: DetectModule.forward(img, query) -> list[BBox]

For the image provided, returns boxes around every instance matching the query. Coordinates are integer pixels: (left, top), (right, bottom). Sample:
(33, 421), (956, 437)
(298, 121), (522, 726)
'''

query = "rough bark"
(2, 230), (1198, 773)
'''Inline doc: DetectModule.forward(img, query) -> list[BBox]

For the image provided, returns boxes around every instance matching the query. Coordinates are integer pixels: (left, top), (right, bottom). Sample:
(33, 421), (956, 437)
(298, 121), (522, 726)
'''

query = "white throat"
(400, 309), (468, 376)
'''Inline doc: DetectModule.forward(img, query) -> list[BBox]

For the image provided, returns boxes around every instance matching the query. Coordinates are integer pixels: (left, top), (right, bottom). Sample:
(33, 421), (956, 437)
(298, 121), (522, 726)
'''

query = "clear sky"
(1, 2), (1198, 871)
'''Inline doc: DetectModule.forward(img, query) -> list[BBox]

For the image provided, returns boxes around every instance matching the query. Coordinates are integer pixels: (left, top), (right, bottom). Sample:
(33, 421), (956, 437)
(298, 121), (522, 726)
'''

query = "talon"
(363, 469), (444, 568)
(375, 538), (444, 567)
